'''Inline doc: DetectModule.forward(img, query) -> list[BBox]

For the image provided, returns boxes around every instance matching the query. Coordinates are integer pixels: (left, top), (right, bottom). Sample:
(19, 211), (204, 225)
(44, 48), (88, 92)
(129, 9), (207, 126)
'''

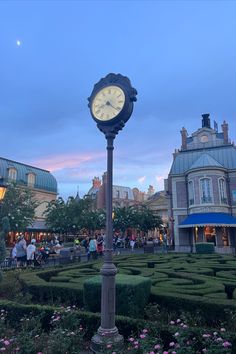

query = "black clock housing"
(88, 73), (137, 136)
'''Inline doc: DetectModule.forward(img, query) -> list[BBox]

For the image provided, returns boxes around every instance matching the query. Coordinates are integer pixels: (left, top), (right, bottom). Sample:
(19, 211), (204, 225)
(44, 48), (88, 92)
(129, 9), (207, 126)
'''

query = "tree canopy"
(0, 183), (38, 232)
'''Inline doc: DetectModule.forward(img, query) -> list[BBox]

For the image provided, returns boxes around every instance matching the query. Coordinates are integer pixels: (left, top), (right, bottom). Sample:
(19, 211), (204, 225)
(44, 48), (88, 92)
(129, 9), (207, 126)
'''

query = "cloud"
(29, 151), (105, 172)
(138, 176), (146, 184)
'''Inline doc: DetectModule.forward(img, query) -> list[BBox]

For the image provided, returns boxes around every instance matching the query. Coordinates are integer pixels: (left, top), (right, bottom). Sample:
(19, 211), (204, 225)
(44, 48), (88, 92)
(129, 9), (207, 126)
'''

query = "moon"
(16, 40), (21, 47)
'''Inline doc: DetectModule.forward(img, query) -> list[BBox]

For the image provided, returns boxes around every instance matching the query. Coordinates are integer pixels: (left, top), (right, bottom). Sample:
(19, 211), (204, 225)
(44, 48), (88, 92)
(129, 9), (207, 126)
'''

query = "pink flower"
(107, 344), (112, 348)
(203, 334), (211, 338)
(142, 328), (148, 333)
(163, 351), (169, 354)
(174, 332), (179, 337)
(223, 341), (231, 347)
(140, 334), (146, 339)
(129, 337), (134, 342)
(3, 341), (9, 346)
(155, 344), (161, 350)
(0, 349), (6, 352)
(134, 345), (139, 349)
(202, 349), (207, 353)
(170, 321), (175, 325)
(176, 319), (181, 323)
(149, 352), (155, 354)
(169, 341), (175, 347)
(220, 328), (226, 332)
(172, 352), (177, 354)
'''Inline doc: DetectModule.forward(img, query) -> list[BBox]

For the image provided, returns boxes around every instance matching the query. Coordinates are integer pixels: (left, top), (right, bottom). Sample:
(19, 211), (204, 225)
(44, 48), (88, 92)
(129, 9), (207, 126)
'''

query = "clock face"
(200, 135), (209, 143)
(91, 85), (125, 121)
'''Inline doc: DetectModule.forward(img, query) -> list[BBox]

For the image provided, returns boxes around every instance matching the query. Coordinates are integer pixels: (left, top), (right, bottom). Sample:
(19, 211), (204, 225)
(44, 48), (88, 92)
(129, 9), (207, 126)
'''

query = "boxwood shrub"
(83, 274), (151, 318)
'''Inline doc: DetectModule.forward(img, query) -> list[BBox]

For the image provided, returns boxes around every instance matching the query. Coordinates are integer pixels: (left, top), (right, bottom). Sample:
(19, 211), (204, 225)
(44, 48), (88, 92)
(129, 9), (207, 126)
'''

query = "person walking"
(27, 239), (36, 267)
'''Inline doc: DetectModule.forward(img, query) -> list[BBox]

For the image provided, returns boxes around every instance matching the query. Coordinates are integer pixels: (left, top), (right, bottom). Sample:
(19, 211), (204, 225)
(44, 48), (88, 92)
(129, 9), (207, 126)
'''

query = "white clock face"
(200, 135), (209, 143)
(91, 85), (125, 121)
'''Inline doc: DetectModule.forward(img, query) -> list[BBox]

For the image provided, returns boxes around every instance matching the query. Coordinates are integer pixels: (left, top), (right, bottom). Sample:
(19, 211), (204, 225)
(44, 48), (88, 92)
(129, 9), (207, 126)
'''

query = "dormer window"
(8, 168), (17, 181)
(27, 173), (35, 187)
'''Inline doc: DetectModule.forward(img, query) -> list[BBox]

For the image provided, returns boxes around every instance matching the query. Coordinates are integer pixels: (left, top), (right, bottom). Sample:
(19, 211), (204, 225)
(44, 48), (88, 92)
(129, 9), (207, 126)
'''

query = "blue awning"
(179, 213), (236, 228)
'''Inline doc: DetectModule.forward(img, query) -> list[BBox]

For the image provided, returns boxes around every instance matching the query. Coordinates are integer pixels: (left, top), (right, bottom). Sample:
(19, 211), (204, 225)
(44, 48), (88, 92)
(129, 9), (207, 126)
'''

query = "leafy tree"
(133, 205), (162, 236)
(0, 183), (38, 232)
(0, 216), (10, 283)
(113, 206), (136, 235)
(44, 197), (68, 234)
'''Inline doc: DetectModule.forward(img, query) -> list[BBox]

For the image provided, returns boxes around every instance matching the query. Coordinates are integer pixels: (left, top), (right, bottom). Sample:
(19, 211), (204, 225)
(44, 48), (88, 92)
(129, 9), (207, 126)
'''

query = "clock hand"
(106, 101), (119, 111)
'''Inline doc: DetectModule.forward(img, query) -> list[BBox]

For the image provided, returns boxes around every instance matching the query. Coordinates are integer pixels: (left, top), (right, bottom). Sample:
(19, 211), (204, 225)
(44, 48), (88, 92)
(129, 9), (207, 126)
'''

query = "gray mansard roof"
(170, 145), (236, 175)
(0, 157), (57, 193)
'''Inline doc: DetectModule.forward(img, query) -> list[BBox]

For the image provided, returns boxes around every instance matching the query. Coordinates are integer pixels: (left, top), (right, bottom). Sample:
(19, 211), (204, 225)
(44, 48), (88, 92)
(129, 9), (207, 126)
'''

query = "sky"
(1, 0), (236, 200)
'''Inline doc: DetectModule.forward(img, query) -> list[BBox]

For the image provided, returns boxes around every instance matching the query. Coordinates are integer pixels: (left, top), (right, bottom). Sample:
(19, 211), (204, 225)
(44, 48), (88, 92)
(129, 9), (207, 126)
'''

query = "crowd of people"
(5, 232), (171, 268)
(9, 234), (64, 268)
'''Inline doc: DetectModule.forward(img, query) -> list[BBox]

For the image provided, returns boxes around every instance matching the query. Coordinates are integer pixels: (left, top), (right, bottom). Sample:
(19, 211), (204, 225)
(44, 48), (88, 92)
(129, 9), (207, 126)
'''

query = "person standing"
(15, 234), (27, 267)
(89, 236), (97, 260)
(130, 234), (136, 252)
(27, 239), (36, 267)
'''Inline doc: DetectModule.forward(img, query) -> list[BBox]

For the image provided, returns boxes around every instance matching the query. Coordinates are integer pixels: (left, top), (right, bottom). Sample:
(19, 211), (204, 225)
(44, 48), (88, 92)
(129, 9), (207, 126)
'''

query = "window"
(124, 191), (128, 199)
(8, 168), (17, 181)
(219, 178), (227, 204)
(200, 178), (213, 204)
(27, 173), (35, 187)
(188, 180), (195, 205)
(116, 190), (120, 198)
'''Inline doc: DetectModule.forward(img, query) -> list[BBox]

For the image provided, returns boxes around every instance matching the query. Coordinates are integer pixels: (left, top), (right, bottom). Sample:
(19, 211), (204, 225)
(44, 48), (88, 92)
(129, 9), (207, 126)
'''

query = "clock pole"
(91, 132), (123, 352)
(88, 73), (137, 353)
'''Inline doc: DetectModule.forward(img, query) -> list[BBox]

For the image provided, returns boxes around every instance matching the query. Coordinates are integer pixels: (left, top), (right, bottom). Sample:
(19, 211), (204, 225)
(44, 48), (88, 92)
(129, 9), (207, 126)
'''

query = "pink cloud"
(29, 152), (105, 172)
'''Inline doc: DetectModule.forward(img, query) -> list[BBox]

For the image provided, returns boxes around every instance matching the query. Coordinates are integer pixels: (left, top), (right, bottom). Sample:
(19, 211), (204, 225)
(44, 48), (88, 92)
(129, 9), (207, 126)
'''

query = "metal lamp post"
(88, 73), (137, 352)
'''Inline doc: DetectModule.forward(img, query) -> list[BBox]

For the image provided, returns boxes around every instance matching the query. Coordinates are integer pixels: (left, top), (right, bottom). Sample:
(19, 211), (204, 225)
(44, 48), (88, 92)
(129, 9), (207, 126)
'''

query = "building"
(87, 172), (155, 210)
(0, 157), (57, 242)
(167, 114), (236, 253)
(145, 190), (169, 227)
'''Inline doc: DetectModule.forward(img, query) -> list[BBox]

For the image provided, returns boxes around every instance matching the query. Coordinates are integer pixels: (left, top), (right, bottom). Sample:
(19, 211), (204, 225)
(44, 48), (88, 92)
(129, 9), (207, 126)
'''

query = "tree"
(0, 216), (10, 283)
(133, 205), (162, 236)
(0, 183), (38, 232)
(113, 206), (135, 235)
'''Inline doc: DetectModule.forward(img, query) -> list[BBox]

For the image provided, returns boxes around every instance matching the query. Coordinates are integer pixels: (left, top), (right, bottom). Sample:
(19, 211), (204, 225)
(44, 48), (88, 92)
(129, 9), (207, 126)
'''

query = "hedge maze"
(19, 253), (236, 321)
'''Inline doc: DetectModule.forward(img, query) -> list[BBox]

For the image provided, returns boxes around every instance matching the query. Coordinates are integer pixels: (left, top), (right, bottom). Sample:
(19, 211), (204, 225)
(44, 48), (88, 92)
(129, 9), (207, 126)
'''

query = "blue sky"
(1, 0), (236, 199)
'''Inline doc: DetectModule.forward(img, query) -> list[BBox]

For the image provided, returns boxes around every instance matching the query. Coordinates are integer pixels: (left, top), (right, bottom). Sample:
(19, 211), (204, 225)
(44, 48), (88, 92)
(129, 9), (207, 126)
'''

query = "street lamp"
(88, 73), (137, 352)
(0, 179), (7, 202)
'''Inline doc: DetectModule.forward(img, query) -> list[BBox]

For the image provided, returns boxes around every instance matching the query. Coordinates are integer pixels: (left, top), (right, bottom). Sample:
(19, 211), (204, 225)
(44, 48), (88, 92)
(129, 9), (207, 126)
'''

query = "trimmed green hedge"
(196, 242), (215, 254)
(83, 274), (151, 318)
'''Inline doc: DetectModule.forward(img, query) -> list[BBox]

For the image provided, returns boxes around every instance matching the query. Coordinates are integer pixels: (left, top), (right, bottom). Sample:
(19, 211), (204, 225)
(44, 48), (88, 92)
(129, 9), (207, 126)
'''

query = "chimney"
(202, 113), (211, 128)
(92, 177), (101, 189)
(221, 120), (229, 144)
(180, 127), (187, 150)
(102, 172), (107, 185)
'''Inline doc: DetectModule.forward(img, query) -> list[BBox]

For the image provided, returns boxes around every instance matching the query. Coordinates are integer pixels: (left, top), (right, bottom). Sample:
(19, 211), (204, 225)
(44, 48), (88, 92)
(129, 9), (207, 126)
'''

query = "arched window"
(188, 180), (195, 205)
(27, 173), (35, 187)
(200, 178), (213, 204)
(219, 178), (227, 204)
(8, 168), (17, 181)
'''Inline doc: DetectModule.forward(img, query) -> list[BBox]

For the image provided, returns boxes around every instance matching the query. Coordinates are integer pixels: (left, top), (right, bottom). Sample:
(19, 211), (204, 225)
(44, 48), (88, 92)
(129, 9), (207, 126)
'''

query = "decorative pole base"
(90, 326), (124, 353)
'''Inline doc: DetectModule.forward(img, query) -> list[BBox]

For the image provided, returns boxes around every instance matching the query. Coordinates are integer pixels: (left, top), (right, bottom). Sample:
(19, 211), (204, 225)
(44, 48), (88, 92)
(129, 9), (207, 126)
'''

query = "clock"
(91, 85), (126, 122)
(200, 135), (209, 143)
(88, 73), (137, 135)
